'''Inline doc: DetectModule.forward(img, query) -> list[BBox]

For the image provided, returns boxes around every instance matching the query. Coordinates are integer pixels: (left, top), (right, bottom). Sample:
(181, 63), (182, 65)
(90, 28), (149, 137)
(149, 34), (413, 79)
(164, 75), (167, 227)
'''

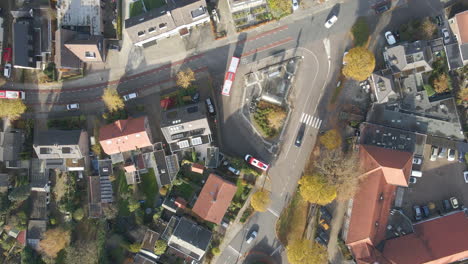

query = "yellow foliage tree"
(39, 228), (71, 258)
(286, 239), (328, 264)
(176, 69), (195, 89)
(102, 88), (124, 112)
(433, 74), (449, 94)
(319, 129), (342, 150)
(267, 0), (292, 18)
(250, 189), (271, 212)
(458, 87), (468, 103)
(298, 174), (337, 205)
(0, 99), (27, 120)
(342, 47), (375, 81)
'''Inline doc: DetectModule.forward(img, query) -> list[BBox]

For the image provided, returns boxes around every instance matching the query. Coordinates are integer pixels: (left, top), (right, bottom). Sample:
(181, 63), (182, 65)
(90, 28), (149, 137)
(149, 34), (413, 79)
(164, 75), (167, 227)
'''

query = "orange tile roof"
(383, 211), (468, 264)
(192, 174), (236, 224)
(191, 163), (204, 174)
(99, 116), (152, 155)
(456, 11), (468, 44)
(350, 241), (392, 264)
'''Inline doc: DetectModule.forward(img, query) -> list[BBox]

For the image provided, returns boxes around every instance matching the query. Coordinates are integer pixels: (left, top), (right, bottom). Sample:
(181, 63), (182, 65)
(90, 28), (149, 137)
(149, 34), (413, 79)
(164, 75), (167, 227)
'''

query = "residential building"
(0, 130), (24, 164)
(27, 220), (47, 249)
(160, 103), (212, 153)
(30, 159), (49, 192)
(12, 18), (37, 69)
(124, 0), (210, 47)
(447, 10), (468, 69)
(162, 196), (187, 213)
(228, 0), (266, 13)
(98, 159), (114, 203)
(369, 69), (398, 104)
(151, 142), (179, 186)
(29, 191), (48, 220)
(56, 0), (103, 36)
(192, 174), (236, 224)
(99, 116), (153, 156)
(0, 173), (9, 193)
(166, 217), (212, 262)
(33, 130), (88, 171)
(383, 40), (433, 76)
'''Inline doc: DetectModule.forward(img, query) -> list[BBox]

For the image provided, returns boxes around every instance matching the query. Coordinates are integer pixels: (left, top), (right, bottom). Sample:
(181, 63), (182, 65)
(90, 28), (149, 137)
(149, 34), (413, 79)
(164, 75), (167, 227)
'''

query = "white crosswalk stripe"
(300, 113), (322, 129)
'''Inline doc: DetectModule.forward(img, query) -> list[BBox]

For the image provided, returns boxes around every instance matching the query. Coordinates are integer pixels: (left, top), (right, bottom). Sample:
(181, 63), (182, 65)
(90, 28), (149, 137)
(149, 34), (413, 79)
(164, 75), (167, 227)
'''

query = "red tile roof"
(191, 163), (204, 174)
(192, 174), (236, 224)
(99, 116), (152, 155)
(16, 230), (26, 245)
(455, 11), (468, 44)
(383, 211), (468, 264)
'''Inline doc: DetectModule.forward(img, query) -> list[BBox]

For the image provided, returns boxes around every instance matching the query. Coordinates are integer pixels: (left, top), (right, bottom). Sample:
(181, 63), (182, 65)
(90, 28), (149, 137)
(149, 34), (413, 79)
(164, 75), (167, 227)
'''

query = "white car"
(342, 51), (349, 65)
(448, 149), (456, 161)
(464, 171), (468, 183)
(324, 15), (338, 29)
(412, 157), (422, 165)
(123, 92), (138, 101)
(66, 103), (80, 110)
(385, 31), (396, 45)
(450, 197), (459, 209)
(442, 28), (450, 44)
(3, 63), (11, 78)
(246, 230), (257, 244)
(430, 146), (439, 161)
(292, 0), (299, 11)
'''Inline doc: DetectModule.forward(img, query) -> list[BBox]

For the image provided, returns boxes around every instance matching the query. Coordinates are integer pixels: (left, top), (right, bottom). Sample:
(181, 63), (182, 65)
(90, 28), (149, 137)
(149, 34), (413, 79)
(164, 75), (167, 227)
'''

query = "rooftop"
(13, 18), (36, 68)
(29, 191), (47, 220)
(370, 69), (398, 104)
(56, 0), (102, 35)
(454, 10), (468, 44)
(34, 129), (83, 146)
(169, 217), (212, 261)
(0, 130), (23, 162)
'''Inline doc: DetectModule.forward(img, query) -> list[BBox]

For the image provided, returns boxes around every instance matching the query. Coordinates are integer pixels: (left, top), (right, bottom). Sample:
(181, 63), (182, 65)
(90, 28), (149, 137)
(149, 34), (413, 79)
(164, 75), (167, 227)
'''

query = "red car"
(245, 154), (269, 171)
(3, 48), (12, 63)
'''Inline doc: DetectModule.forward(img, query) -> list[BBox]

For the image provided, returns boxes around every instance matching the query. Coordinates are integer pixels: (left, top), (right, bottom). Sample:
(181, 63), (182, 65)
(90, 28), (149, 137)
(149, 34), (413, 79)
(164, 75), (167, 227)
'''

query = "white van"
(411, 170), (423, 177)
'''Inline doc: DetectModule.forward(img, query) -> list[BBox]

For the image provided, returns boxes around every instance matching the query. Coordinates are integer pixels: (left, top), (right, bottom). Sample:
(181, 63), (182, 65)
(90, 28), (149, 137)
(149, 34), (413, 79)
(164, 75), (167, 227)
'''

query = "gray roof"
(383, 41), (433, 74)
(371, 70), (397, 104)
(154, 149), (171, 186)
(445, 43), (464, 70)
(171, 217), (212, 252)
(0, 173), (9, 188)
(0, 131), (23, 162)
(34, 130), (82, 146)
(461, 43), (468, 61)
(13, 18), (36, 68)
(30, 191), (47, 220)
(161, 103), (207, 127)
(30, 159), (48, 188)
(55, 29), (82, 69)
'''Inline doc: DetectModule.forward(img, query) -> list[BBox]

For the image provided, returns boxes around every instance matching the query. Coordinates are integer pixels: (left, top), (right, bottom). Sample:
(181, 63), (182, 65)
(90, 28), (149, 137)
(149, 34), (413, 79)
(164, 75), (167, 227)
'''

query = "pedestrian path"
(300, 112), (322, 129)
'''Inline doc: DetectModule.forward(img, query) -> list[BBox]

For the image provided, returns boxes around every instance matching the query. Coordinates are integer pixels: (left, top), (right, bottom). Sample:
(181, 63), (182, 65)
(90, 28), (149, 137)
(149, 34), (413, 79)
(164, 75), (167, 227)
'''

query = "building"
(166, 217), (212, 262)
(125, 0), (210, 47)
(447, 10), (468, 69)
(88, 175), (102, 218)
(56, 0), (103, 36)
(33, 130), (88, 171)
(160, 103), (212, 153)
(27, 220), (47, 249)
(192, 174), (236, 224)
(134, 229), (161, 263)
(369, 69), (398, 104)
(0, 130), (24, 164)
(12, 18), (37, 69)
(0, 173), (9, 193)
(383, 40), (433, 76)
(227, 0), (266, 13)
(99, 116), (153, 156)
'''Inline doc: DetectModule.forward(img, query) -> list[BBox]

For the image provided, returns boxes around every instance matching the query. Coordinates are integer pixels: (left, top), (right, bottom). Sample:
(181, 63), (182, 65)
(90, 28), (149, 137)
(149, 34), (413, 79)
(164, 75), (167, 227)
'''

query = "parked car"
(443, 199), (451, 211)
(374, 3), (389, 14)
(411, 170), (422, 177)
(385, 31), (396, 45)
(191, 92), (200, 103)
(3, 63), (11, 78)
(320, 207), (332, 222)
(246, 230), (257, 244)
(422, 205), (430, 218)
(66, 103), (80, 110)
(450, 197), (459, 209)
(458, 151), (465, 163)
(438, 147), (447, 158)
(295, 123), (306, 147)
(435, 15), (443, 26)
(108, 44), (121, 51)
(409, 177), (417, 184)
(442, 28), (450, 44)
(324, 15), (338, 28)
(412, 157), (422, 165)
(464, 171), (468, 183)
(46, 192), (50, 205)
(245, 154), (269, 171)
(430, 146), (439, 161)
(448, 149), (456, 161)
(227, 166), (240, 176)
(413, 205), (422, 221)
(315, 236), (327, 246)
(123, 92), (138, 101)
(393, 30), (400, 41)
(292, 0), (299, 11)
(205, 97), (216, 116)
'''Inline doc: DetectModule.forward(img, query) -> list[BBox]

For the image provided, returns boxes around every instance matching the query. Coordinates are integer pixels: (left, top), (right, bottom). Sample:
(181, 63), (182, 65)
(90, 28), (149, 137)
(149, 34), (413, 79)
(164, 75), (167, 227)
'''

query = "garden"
(232, 5), (273, 31)
(423, 51), (452, 98)
(130, 0), (167, 18)
(399, 17), (438, 42)
(252, 100), (287, 139)
(47, 115), (86, 130)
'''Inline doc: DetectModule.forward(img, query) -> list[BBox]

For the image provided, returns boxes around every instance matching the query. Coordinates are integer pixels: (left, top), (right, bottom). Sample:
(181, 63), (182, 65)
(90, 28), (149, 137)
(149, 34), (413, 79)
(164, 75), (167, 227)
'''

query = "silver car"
(66, 103), (80, 110)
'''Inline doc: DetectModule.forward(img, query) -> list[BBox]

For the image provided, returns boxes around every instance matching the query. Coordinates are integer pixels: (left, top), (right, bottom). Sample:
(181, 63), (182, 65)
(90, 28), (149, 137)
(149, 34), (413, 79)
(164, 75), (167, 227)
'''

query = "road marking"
(270, 245), (283, 256)
(268, 208), (280, 217)
(300, 113), (321, 129)
(227, 245), (241, 256)
(300, 112), (305, 123)
(241, 37), (294, 57)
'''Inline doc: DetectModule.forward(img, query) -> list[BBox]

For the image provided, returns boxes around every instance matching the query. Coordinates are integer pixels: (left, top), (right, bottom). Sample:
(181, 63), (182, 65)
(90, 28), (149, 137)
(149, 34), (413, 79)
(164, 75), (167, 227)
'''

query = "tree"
(65, 241), (98, 264)
(433, 73), (449, 93)
(102, 203), (118, 220)
(21, 245), (44, 264)
(267, 0), (292, 18)
(319, 129), (342, 150)
(8, 185), (31, 202)
(152, 207), (162, 222)
(286, 239), (328, 264)
(102, 88), (124, 112)
(250, 189), (271, 212)
(458, 87), (468, 103)
(128, 243), (142, 253)
(128, 198), (140, 212)
(315, 150), (360, 200)
(154, 240), (167, 255)
(211, 247), (221, 255)
(0, 99), (27, 120)
(91, 144), (102, 158)
(176, 68), (195, 89)
(298, 174), (336, 205)
(38, 228), (71, 258)
(342, 47), (375, 81)
(159, 185), (169, 196)
(72, 208), (84, 221)
(420, 17), (437, 39)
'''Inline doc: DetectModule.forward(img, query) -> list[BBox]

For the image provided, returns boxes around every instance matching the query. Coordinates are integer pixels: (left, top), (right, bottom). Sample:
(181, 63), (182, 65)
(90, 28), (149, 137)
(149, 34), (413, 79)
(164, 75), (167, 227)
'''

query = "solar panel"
(191, 137), (202, 146)
(177, 140), (190, 149)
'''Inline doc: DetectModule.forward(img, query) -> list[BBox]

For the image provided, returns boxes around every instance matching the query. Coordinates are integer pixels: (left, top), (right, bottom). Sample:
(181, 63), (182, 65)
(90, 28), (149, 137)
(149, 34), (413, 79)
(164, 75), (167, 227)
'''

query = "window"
(148, 27), (156, 33)
(39, 147), (52, 154)
(138, 30), (145, 37)
(85, 51), (96, 58)
(62, 147), (72, 154)
(159, 23), (167, 29)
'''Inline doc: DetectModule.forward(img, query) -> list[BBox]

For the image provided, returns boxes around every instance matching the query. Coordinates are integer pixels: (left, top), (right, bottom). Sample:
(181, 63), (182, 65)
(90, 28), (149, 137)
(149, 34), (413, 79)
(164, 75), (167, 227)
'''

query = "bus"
(0, 90), (26, 100)
(221, 56), (240, 96)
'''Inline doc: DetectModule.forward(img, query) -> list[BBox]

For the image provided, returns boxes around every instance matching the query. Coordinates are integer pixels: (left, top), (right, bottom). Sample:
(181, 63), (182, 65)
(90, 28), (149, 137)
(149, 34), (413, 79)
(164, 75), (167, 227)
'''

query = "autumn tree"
(102, 88), (124, 112)
(73, 208), (84, 221)
(176, 68), (195, 89)
(128, 243), (142, 253)
(315, 150), (360, 200)
(458, 87), (468, 103)
(128, 197), (140, 212)
(319, 129), (342, 150)
(0, 99), (27, 120)
(298, 174), (336, 205)
(65, 241), (99, 264)
(342, 47), (375, 81)
(154, 240), (167, 255)
(250, 189), (271, 212)
(8, 185), (31, 202)
(39, 228), (71, 258)
(433, 73), (449, 93)
(287, 239), (328, 264)
(420, 17), (437, 39)
(102, 203), (118, 220)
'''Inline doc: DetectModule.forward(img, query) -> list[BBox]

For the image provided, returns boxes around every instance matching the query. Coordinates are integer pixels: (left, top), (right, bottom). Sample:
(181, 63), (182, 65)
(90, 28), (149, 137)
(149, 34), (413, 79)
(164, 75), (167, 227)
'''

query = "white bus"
(221, 56), (240, 96)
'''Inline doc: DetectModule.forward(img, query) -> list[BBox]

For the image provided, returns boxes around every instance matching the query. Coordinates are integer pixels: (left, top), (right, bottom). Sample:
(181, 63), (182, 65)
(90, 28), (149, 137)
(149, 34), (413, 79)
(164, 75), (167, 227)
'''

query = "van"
(411, 170), (422, 177)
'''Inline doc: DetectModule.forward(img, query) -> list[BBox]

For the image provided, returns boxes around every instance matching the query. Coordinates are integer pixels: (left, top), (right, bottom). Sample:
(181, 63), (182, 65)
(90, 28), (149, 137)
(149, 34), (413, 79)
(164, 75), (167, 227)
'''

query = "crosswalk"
(300, 113), (322, 129)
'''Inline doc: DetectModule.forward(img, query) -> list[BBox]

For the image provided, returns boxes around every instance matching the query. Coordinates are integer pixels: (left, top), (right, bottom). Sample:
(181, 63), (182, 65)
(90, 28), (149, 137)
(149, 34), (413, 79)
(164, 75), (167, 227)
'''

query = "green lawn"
(234, 178), (245, 201)
(143, 0), (166, 10)
(173, 182), (194, 201)
(130, 1), (145, 17)
(140, 168), (158, 208)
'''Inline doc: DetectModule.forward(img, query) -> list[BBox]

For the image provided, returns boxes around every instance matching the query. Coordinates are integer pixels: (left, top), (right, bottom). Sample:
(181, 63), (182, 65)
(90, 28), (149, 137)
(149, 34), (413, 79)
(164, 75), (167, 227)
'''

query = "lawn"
(114, 169), (131, 217)
(47, 116), (86, 130)
(351, 17), (369, 47)
(143, 0), (166, 10)
(276, 190), (309, 245)
(130, 0), (145, 17)
(140, 168), (158, 208)
(266, 0), (292, 19)
(173, 182), (194, 201)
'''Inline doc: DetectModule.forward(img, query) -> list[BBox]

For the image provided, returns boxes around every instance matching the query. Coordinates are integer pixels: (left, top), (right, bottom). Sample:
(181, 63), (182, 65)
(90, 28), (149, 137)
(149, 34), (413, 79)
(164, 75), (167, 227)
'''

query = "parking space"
(400, 144), (467, 221)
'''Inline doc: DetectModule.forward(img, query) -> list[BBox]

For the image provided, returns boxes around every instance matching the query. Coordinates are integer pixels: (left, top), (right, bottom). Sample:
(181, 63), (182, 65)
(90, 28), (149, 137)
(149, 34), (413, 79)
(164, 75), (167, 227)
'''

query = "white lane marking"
(312, 117), (319, 128)
(309, 116), (316, 126)
(300, 112), (305, 123)
(227, 245), (241, 256)
(317, 119), (322, 129)
(305, 114), (312, 125)
(268, 208), (280, 218)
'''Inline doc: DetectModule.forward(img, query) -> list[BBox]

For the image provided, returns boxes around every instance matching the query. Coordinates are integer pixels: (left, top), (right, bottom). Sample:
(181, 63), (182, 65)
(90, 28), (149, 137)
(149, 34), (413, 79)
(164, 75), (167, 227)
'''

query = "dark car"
(320, 207), (332, 222)
(374, 3), (389, 14)
(435, 15), (443, 27)
(295, 123), (306, 147)
(318, 229), (329, 243)
(315, 236), (327, 246)
(191, 92), (200, 103)
(443, 199), (451, 211)
(458, 151), (465, 163)
(422, 205), (430, 218)
(413, 205), (422, 221)
(393, 30), (400, 41)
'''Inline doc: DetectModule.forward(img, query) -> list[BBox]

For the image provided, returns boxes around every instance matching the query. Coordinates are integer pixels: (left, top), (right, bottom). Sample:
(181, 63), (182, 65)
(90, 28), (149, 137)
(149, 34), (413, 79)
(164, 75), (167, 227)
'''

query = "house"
(162, 196), (187, 213)
(12, 18), (37, 69)
(124, 0), (210, 47)
(136, 229), (161, 262)
(0, 129), (24, 166)
(151, 143), (179, 186)
(30, 159), (49, 192)
(0, 173), (9, 193)
(99, 116), (153, 157)
(447, 10), (468, 69)
(88, 175), (102, 218)
(166, 217), (212, 262)
(33, 130), (88, 171)
(56, 0), (103, 36)
(192, 174), (236, 224)
(160, 103), (212, 153)
(383, 40), (433, 76)
(27, 220), (47, 249)
(369, 69), (398, 104)
(29, 191), (48, 220)
(98, 159), (114, 203)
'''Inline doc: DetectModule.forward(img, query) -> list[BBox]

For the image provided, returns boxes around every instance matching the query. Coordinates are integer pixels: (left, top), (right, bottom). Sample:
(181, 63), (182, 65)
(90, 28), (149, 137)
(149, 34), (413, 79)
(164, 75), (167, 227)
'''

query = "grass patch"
(140, 168), (158, 208)
(130, 0), (145, 17)
(267, 0), (292, 19)
(143, 0), (166, 10)
(351, 17), (369, 47)
(173, 182), (194, 201)
(234, 178), (246, 201)
(423, 84), (435, 97)
(253, 101), (287, 138)
(48, 115), (86, 130)
(276, 190), (309, 245)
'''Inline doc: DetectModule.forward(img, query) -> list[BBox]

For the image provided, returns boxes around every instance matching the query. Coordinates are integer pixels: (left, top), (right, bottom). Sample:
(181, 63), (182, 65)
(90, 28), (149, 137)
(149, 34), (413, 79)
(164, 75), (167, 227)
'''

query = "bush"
(154, 240), (167, 255)
(128, 243), (141, 253)
(212, 247), (221, 255)
(351, 17), (369, 46)
(319, 129), (342, 150)
(73, 208), (84, 221)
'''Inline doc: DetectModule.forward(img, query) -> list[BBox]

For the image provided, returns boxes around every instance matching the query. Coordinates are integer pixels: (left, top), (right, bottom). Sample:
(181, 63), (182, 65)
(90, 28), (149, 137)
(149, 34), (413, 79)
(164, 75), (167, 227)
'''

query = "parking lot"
(400, 144), (467, 221)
